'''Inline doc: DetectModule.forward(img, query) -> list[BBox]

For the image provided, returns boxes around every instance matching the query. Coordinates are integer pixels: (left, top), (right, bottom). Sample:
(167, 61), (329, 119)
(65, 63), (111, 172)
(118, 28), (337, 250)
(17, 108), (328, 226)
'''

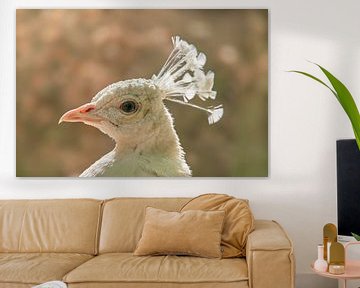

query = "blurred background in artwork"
(16, 9), (268, 177)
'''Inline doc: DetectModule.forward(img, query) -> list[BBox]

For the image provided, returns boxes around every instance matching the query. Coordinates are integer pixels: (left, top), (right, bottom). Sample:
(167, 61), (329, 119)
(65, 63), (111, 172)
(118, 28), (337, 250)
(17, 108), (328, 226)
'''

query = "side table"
(311, 242), (360, 288)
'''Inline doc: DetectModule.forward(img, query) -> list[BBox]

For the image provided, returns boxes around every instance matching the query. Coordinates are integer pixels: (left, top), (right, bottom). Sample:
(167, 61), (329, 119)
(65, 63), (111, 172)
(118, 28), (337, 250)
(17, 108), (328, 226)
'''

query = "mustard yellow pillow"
(134, 207), (225, 258)
(181, 194), (255, 258)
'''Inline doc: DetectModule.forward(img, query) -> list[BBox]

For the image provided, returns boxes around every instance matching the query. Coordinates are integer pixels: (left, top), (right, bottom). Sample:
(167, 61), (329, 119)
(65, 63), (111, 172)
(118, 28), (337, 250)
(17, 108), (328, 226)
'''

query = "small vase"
(314, 244), (328, 272)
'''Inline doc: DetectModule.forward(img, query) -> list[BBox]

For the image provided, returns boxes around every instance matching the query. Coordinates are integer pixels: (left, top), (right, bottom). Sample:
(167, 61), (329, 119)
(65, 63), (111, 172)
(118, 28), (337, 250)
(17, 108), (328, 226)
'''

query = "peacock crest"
(152, 36), (223, 124)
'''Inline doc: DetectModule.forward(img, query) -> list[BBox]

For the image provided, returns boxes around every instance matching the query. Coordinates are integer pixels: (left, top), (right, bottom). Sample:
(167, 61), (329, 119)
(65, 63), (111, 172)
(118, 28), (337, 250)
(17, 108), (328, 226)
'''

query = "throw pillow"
(134, 207), (225, 258)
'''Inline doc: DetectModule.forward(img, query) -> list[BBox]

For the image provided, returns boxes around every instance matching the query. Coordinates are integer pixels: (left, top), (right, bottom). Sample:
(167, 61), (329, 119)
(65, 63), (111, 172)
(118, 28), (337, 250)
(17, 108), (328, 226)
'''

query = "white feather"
(208, 105), (224, 125)
(152, 36), (223, 124)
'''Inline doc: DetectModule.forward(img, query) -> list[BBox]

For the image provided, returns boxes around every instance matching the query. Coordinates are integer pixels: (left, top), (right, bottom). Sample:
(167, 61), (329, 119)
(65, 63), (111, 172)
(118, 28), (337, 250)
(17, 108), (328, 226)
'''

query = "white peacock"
(59, 36), (223, 177)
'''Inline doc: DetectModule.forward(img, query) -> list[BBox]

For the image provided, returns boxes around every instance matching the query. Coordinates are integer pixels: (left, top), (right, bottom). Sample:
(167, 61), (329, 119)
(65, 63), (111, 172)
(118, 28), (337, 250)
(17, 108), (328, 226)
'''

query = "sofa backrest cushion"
(99, 198), (189, 253)
(0, 199), (102, 254)
(181, 194), (254, 258)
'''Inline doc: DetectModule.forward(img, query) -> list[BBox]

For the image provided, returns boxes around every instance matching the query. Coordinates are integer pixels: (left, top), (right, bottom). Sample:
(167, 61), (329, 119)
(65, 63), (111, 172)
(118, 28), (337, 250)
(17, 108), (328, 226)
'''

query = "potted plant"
(291, 64), (360, 241)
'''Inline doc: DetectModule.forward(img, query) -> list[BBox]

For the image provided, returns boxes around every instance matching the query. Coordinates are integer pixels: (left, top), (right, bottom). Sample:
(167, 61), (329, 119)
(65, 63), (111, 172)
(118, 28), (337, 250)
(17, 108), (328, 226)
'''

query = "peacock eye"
(119, 100), (139, 114)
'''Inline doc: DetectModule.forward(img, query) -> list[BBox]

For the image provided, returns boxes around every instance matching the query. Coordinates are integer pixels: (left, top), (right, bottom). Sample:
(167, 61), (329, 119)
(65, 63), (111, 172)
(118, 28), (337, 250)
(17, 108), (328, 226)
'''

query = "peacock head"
(59, 36), (223, 143)
(59, 78), (168, 143)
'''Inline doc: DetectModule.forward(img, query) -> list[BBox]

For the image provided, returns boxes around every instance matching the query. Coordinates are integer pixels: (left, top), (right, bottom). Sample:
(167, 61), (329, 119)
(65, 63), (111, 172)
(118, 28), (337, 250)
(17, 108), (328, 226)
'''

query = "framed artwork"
(16, 9), (268, 177)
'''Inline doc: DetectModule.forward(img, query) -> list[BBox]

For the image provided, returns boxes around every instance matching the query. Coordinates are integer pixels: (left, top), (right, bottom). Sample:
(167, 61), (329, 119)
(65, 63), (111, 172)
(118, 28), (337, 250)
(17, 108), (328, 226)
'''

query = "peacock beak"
(59, 103), (103, 124)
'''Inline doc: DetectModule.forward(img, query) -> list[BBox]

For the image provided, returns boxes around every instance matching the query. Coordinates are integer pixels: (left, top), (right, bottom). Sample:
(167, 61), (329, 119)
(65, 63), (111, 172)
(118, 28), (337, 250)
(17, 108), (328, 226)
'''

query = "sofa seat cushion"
(0, 253), (93, 285)
(64, 253), (248, 284)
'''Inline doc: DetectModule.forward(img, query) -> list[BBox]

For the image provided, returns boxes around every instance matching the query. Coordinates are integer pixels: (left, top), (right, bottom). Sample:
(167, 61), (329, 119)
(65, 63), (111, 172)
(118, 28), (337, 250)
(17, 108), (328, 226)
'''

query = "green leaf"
(289, 64), (360, 150)
(351, 232), (360, 241)
(316, 64), (360, 150)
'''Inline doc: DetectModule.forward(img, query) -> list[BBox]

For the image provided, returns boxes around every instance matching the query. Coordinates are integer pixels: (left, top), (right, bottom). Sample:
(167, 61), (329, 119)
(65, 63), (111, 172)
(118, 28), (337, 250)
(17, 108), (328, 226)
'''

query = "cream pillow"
(181, 194), (255, 258)
(134, 207), (225, 258)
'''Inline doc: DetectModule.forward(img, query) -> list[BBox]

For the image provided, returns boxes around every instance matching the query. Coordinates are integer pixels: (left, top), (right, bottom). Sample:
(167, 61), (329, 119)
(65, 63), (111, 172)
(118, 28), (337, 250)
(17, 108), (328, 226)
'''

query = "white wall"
(1, 1), (360, 287)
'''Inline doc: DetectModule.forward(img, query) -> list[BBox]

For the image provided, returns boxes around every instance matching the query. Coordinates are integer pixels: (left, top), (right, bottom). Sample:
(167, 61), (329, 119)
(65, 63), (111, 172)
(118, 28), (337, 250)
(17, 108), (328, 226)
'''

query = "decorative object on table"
(329, 242), (345, 275)
(322, 223), (345, 274)
(328, 264), (345, 275)
(314, 244), (328, 272)
(32, 281), (67, 288)
(323, 223), (337, 262)
(290, 63), (360, 150)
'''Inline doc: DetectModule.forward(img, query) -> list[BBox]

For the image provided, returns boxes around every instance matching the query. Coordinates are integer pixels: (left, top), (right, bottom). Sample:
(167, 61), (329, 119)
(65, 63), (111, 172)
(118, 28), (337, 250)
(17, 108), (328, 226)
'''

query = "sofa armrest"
(246, 220), (295, 288)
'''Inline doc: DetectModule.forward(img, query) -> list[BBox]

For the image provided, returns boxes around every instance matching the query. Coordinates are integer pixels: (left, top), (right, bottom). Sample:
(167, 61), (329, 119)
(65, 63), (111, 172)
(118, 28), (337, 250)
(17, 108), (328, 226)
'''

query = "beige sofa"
(0, 198), (295, 288)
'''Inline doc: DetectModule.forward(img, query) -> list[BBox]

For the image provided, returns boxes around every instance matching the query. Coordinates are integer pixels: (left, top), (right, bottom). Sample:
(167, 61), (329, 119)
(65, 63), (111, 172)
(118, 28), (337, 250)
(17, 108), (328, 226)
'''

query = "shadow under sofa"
(0, 198), (295, 288)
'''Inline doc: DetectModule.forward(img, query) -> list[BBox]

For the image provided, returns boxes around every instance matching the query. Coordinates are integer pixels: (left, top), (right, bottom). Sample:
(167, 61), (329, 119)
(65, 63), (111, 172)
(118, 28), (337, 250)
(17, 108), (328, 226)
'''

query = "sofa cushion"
(0, 253), (93, 285)
(99, 198), (190, 253)
(181, 194), (254, 257)
(63, 253), (248, 284)
(0, 199), (102, 254)
(134, 207), (225, 258)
